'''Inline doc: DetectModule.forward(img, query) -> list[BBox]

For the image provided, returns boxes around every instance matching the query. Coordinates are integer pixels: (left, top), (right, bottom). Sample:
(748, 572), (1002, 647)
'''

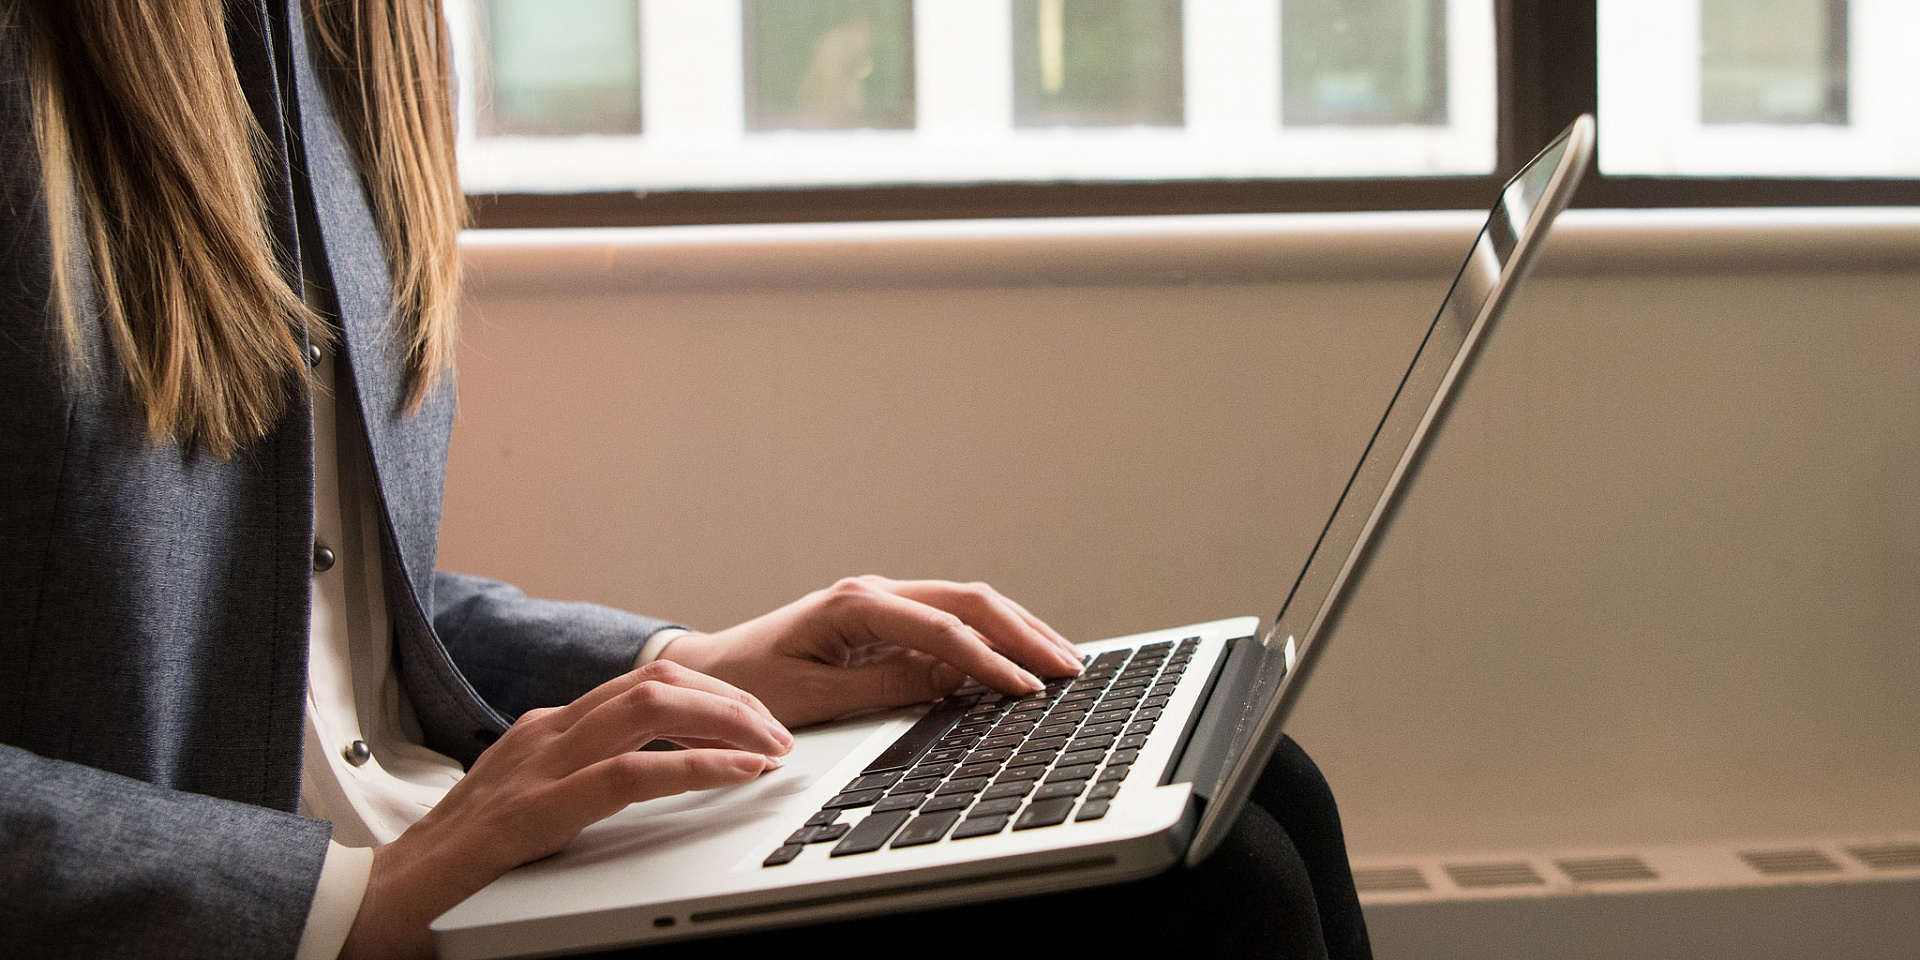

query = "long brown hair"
(19, 0), (461, 457)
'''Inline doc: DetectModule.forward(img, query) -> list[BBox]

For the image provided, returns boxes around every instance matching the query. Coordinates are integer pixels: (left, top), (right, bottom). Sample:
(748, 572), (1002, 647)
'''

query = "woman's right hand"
(338, 660), (792, 960)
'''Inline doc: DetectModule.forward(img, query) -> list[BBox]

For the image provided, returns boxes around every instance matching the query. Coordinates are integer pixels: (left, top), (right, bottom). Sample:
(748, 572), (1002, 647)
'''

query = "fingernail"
(763, 755), (785, 771)
(1018, 669), (1043, 692)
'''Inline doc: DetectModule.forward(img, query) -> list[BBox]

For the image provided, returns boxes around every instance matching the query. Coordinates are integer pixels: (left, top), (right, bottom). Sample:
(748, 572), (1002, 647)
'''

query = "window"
(1282, 0), (1448, 126)
(456, 0), (1497, 199)
(473, 0), (642, 136)
(1598, 0), (1919, 178)
(744, 0), (916, 131)
(1012, 0), (1185, 128)
(458, 0), (1918, 227)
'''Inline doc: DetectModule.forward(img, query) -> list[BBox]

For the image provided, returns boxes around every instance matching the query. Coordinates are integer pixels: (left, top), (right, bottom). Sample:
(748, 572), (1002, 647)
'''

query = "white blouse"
(290, 340), (684, 958)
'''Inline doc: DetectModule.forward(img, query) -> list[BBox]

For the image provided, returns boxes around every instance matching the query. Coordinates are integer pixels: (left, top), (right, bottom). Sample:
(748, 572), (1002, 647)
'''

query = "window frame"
(466, 0), (1920, 230)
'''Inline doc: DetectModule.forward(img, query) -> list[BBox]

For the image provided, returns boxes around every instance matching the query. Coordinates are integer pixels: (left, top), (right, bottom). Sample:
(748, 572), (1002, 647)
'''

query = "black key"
(1133, 706), (1164, 722)
(830, 810), (913, 856)
(1124, 720), (1156, 736)
(1077, 721), (1124, 738)
(887, 779), (936, 797)
(1097, 764), (1131, 782)
(763, 844), (805, 867)
(1116, 733), (1150, 750)
(864, 698), (972, 773)
(1108, 747), (1140, 765)
(1013, 797), (1076, 830)
(989, 720), (1037, 737)
(950, 813), (1013, 839)
(920, 792), (974, 813)
(804, 809), (842, 827)
(786, 822), (851, 845)
(967, 745), (1016, 764)
(1006, 751), (1054, 770)
(1141, 696), (1170, 710)
(1075, 800), (1112, 822)
(993, 765), (1045, 785)
(1087, 781), (1122, 800)
(823, 788), (885, 809)
(1032, 780), (1086, 801)
(1059, 748), (1108, 767)
(980, 781), (1035, 802)
(903, 761), (957, 782)
(934, 776), (991, 796)
(969, 796), (1025, 818)
(1017, 736), (1068, 756)
(891, 810), (963, 848)
(1140, 641), (1175, 654)
(843, 771), (904, 793)
(872, 793), (925, 814)
(1086, 710), (1132, 727)
(1066, 734), (1116, 753)
(954, 761), (1003, 780)
(977, 734), (1027, 751)
(1044, 764), (1099, 784)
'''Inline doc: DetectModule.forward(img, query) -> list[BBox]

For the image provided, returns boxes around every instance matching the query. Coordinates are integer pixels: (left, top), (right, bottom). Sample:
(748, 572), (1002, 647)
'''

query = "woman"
(0, 2), (1371, 958)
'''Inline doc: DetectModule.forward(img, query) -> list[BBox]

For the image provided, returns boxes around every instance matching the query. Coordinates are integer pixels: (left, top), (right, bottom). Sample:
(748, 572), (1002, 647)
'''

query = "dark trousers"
(616, 736), (1372, 959)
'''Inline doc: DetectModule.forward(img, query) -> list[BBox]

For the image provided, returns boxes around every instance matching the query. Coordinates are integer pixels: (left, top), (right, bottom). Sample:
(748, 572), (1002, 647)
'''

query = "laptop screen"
(1186, 117), (1593, 865)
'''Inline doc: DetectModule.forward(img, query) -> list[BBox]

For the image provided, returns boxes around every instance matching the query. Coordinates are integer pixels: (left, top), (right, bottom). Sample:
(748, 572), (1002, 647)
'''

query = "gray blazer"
(0, 3), (677, 956)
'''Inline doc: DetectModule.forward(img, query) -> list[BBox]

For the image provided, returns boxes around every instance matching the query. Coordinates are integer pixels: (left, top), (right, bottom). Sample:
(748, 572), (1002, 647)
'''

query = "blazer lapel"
(281, 1), (508, 759)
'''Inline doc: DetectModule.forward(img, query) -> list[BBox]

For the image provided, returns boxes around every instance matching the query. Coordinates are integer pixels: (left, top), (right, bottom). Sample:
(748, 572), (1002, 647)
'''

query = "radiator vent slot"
(1353, 866), (1430, 893)
(1740, 849), (1843, 875)
(1557, 855), (1658, 883)
(1445, 862), (1545, 888)
(1846, 844), (1920, 870)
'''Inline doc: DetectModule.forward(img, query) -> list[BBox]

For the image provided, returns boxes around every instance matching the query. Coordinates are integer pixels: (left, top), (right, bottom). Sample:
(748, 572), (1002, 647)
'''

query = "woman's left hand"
(658, 576), (1082, 727)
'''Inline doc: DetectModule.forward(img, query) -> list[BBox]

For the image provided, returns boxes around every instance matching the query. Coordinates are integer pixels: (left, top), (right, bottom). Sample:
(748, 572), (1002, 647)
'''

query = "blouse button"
(305, 342), (322, 368)
(312, 544), (336, 573)
(342, 740), (371, 767)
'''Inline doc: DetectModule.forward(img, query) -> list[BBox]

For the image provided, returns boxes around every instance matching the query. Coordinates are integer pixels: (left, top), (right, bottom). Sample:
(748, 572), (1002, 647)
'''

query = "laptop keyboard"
(763, 637), (1199, 866)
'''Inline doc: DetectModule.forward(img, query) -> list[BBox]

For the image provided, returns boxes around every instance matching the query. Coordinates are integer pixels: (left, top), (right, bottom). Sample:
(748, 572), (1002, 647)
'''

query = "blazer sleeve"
(0, 745), (330, 960)
(430, 571), (687, 719)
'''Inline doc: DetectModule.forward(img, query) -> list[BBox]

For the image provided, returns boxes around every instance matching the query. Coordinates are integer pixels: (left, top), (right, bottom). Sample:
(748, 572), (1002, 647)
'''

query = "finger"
(828, 583), (1045, 695)
(552, 679), (790, 772)
(562, 749), (779, 823)
(781, 658), (968, 727)
(545, 659), (786, 738)
(886, 580), (1082, 678)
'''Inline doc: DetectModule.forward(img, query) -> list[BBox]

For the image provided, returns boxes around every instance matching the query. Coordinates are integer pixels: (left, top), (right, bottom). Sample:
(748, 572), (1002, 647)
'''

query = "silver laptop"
(431, 116), (1595, 960)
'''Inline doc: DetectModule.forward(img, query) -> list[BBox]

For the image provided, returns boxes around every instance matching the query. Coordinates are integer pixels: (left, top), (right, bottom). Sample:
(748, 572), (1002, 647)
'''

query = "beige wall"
(439, 210), (1920, 859)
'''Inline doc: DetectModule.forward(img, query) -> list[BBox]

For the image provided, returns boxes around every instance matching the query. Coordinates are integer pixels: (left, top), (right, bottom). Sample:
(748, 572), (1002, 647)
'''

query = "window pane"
(1701, 0), (1847, 124)
(1012, 0), (1184, 128)
(1600, 0), (1918, 177)
(480, 0), (641, 136)
(745, 0), (915, 131)
(1283, 0), (1447, 126)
